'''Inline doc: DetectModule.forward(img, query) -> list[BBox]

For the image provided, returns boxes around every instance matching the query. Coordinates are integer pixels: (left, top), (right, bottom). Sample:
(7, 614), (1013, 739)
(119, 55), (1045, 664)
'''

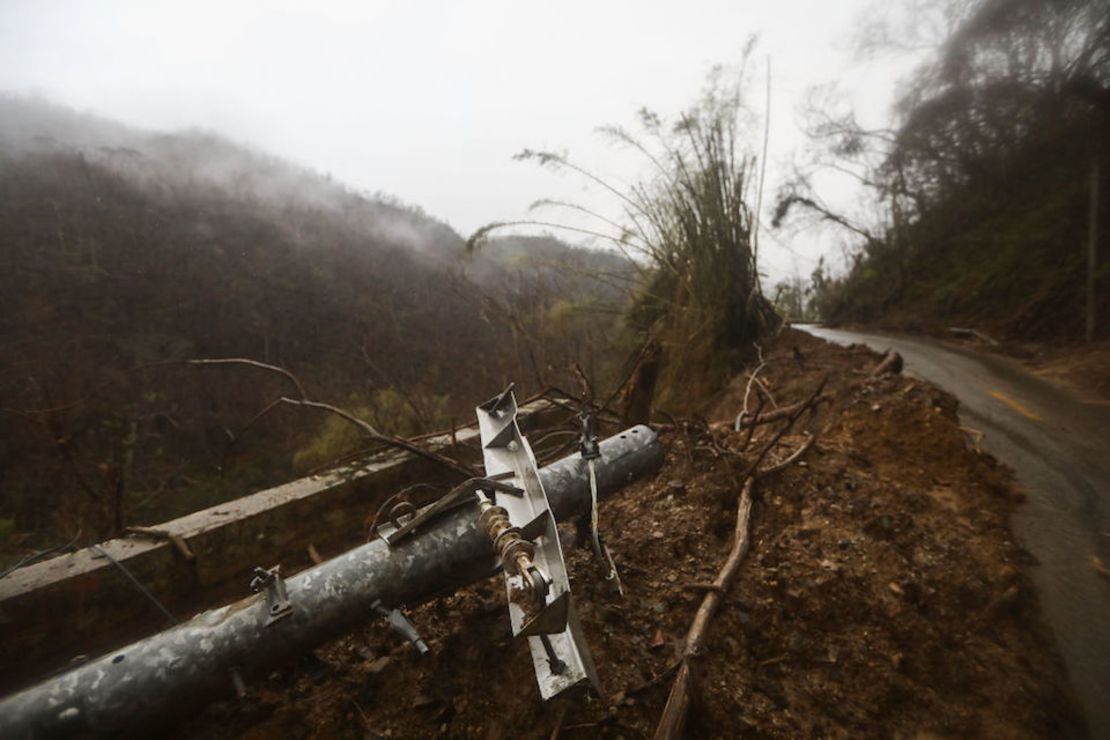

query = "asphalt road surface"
(801, 326), (1110, 739)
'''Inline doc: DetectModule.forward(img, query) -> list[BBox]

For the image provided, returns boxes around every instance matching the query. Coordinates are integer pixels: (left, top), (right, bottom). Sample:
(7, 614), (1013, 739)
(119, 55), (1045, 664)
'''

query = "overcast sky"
(0, 0), (925, 284)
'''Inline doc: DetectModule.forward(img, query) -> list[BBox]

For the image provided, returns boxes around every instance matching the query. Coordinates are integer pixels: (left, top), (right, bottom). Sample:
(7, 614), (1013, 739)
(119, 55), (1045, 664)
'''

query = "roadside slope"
(176, 329), (1083, 738)
(803, 324), (1110, 738)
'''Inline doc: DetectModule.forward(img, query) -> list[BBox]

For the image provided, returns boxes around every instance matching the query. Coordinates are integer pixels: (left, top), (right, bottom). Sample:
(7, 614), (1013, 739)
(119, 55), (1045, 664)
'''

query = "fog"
(0, 0), (925, 283)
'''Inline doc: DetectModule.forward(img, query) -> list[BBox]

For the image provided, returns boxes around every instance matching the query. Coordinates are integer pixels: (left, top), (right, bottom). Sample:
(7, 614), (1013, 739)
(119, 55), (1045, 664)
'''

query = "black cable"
(92, 544), (178, 625)
(0, 529), (83, 580)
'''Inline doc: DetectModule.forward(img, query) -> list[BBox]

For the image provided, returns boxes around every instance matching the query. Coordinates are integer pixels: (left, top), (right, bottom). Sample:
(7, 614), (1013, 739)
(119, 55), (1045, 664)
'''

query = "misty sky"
(0, 0), (925, 284)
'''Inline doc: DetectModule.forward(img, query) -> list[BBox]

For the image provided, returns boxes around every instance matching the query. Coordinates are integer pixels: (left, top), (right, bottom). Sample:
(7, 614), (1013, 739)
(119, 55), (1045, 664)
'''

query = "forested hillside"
(0, 97), (630, 553)
(778, 0), (1108, 342)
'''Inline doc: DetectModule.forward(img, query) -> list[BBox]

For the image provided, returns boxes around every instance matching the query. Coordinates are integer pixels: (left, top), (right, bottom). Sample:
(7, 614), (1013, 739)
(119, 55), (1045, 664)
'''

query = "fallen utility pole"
(0, 398), (565, 693)
(0, 423), (662, 739)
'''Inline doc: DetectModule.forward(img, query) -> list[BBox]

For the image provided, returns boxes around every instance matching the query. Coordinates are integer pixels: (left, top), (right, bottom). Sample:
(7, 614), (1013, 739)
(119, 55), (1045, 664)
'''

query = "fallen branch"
(752, 375), (778, 408)
(756, 432), (815, 477)
(949, 326), (999, 346)
(535, 387), (623, 426)
(714, 393), (831, 431)
(733, 344), (767, 432)
(123, 526), (195, 561)
(738, 395), (765, 452)
(740, 377), (827, 480)
(870, 350), (903, 376)
(654, 377), (826, 739)
(654, 479), (753, 740)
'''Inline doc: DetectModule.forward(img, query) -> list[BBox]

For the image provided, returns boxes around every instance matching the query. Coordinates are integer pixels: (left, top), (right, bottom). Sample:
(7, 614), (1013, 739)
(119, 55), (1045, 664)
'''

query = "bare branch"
(185, 358), (307, 400)
(276, 397), (475, 478)
(756, 432), (816, 477)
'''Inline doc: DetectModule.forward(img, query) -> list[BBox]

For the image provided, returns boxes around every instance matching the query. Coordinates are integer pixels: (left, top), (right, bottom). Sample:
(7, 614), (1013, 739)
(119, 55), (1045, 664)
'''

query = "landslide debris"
(180, 329), (1084, 739)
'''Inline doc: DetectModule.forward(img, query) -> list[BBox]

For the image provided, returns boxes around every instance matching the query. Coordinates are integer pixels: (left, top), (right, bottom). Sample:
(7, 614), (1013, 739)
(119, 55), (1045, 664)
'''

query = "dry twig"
(734, 346), (767, 431)
(730, 393), (831, 429)
(757, 432), (816, 477)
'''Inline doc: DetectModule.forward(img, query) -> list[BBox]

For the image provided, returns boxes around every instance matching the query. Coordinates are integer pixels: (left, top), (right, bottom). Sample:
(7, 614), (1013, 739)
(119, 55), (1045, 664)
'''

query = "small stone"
(652, 530), (666, 539)
(366, 656), (392, 674)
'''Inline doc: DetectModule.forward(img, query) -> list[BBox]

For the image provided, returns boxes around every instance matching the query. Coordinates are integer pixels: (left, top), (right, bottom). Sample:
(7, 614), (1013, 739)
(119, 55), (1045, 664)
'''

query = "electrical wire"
(92, 544), (177, 625)
(0, 529), (83, 580)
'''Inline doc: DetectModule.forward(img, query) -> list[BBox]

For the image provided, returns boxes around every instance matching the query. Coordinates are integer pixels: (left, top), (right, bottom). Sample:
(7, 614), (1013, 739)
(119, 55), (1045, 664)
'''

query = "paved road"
(801, 326), (1110, 738)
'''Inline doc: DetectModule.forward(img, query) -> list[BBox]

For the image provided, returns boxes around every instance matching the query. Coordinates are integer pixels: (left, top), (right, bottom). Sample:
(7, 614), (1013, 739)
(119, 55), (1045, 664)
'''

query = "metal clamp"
(372, 600), (429, 654)
(382, 476), (522, 547)
(577, 410), (600, 461)
(249, 566), (293, 626)
(577, 411), (622, 593)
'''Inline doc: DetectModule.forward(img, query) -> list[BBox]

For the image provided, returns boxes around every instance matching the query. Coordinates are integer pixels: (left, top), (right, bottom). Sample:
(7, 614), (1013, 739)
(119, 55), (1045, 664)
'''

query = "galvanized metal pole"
(0, 426), (662, 739)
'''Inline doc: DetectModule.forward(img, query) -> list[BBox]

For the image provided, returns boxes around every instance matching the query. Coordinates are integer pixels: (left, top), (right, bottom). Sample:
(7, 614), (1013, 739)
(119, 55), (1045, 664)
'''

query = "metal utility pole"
(1088, 161), (1100, 343)
(0, 422), (662, 738)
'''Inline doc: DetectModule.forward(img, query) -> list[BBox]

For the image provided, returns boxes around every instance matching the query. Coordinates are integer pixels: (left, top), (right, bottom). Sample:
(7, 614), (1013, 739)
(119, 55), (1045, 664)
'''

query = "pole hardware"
(381, 477), (523, 547)
(371, 600), (429, 654)
(476, 387), (600, 699)
(249, 565), (293, 627)
(577, 409), (622, 592)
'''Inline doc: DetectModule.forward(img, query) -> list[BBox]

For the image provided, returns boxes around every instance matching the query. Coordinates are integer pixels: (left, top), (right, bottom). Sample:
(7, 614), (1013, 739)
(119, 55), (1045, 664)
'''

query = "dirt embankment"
(829, 317), (1110, 403)
(180, 329), (1084, 739)
(1020, 341), (1110, 403)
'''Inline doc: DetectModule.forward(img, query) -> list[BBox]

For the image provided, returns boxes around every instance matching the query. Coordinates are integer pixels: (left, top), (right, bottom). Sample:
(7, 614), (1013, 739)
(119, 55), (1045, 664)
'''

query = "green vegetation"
(777, 0), (1108, 342)
(470, 68), (778, 408)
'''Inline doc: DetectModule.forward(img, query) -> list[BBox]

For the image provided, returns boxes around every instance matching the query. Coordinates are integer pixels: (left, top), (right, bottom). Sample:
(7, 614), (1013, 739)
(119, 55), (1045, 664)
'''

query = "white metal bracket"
(475, 386), (600, 699)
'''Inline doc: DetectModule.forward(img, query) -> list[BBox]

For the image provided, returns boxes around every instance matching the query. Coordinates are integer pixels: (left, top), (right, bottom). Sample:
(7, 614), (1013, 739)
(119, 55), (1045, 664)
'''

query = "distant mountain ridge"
(0, 95), (631, 546)
(0, 95), (631, 280)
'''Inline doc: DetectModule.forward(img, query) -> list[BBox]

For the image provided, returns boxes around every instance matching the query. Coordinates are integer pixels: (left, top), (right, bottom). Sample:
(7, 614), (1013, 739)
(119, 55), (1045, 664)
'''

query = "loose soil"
(179, 329), (1085, 739)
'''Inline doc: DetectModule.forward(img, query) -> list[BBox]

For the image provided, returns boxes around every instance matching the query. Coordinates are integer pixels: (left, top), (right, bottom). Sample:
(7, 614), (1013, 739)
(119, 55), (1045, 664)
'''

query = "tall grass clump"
(469, 66), (779, 408)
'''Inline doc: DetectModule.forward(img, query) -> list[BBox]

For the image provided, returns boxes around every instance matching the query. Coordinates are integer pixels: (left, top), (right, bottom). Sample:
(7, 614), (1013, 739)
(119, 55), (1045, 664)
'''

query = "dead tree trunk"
(623, 339), (660, 425)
